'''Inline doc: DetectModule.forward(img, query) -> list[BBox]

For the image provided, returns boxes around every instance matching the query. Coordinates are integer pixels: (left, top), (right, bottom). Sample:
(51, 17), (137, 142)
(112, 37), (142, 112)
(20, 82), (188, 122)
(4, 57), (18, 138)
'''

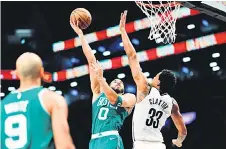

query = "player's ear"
(40, 67), (44, 77)
(157, 80), (160, 86)
(13, 70), (20, 79)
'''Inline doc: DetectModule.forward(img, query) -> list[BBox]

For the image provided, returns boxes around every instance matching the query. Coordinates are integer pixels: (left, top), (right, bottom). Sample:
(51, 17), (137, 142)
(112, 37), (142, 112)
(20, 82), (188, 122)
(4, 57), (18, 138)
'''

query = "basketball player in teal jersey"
(70, 21), (136, 149)
(1, 52), (75, 149)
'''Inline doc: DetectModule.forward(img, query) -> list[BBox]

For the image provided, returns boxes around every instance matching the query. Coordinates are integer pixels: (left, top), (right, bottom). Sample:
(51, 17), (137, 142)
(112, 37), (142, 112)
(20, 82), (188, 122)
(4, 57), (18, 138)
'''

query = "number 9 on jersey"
(5, 114), (28, 148)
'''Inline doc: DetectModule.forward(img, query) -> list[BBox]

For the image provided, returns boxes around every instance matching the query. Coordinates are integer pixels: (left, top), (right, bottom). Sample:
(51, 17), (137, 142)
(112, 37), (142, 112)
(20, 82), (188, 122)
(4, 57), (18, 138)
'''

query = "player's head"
(16, 52), (44, 81)
(152, 69), (177, 94)
(110, 79), (125, 95)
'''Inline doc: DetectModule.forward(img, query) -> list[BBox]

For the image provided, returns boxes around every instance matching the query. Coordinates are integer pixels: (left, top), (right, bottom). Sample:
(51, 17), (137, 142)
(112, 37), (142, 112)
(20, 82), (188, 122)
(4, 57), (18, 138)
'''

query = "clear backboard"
(180, 1), (226, 22)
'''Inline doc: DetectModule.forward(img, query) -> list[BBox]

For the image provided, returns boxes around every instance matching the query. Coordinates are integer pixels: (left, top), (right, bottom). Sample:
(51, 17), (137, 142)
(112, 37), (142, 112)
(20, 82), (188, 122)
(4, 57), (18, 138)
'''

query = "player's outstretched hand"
(70, 20), (83, 36)
(91, 61), (104, 80)
(119, 10), (127, 32)
(172, 139), (182, 147)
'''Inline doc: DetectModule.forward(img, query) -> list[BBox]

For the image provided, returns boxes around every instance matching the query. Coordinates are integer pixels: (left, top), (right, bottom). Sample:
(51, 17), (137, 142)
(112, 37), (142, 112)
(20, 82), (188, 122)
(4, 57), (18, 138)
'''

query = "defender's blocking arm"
(120, 11), (150, 101)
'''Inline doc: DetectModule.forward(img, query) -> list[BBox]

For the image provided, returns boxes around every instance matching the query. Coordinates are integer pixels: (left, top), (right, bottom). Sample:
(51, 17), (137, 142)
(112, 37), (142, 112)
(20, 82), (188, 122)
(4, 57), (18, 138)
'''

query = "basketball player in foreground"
(1, 53), (75, 149)
(70, 21), (136, 149)
(119, 11), (187, 149)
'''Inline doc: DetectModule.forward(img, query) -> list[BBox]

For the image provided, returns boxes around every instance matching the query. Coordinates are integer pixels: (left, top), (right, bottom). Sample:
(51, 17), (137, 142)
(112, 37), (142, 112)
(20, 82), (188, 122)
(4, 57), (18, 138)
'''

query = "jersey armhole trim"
(92, 92), (104, 104)
(136, 85), (152, 104)
(170, 97), (177, 115)
(38, 88), (50, 115)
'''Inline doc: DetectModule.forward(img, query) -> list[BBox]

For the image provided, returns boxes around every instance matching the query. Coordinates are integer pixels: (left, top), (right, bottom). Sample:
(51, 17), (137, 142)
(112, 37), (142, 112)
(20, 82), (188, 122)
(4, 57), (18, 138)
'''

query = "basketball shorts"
(133, 141), (166, 149)
(89, 130), (124, 149)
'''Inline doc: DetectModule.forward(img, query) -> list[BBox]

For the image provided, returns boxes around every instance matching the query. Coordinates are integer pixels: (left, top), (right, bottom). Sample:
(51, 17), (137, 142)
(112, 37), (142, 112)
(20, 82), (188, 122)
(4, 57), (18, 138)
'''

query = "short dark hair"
(159, 69), (177, 94)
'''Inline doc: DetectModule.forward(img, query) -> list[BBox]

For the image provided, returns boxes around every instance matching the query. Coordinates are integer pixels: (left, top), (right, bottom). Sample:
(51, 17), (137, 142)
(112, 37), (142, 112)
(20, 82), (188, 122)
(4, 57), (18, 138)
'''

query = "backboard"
(180, 1), (226, 22)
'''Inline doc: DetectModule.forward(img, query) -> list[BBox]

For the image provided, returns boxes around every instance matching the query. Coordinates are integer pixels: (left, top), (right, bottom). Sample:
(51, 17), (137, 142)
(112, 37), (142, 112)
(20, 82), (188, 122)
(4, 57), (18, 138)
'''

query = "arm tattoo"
(137, 83), (151, 102)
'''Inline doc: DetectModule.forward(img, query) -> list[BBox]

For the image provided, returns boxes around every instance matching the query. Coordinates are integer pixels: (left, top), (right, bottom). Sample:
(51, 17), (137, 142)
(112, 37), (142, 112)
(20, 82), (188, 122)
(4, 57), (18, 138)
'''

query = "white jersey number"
(5, 114), (28, 148)
(98, 107), (109, 120)
(146, 108), (163, 128)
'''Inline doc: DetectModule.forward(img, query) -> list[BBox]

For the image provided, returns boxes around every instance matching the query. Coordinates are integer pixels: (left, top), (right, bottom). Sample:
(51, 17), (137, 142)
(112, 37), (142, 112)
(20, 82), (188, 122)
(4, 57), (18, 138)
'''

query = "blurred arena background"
(1, 1), (226, 149)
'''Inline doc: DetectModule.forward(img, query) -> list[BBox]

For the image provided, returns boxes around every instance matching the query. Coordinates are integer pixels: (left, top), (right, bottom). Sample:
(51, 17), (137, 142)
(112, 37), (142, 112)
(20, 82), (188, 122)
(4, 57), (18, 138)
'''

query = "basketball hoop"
(135, 1), (181, 44)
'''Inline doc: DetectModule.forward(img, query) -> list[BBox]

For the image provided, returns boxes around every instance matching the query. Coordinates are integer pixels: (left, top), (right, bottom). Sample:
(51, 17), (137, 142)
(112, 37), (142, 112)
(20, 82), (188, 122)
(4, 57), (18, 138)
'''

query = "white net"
(135, 1), (181, 44)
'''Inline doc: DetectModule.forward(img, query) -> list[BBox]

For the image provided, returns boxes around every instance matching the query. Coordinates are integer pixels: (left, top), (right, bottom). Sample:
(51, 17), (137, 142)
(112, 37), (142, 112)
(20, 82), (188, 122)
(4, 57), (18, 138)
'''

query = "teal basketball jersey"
(1, 86), (54, 149)
(92, 93), (129, 134)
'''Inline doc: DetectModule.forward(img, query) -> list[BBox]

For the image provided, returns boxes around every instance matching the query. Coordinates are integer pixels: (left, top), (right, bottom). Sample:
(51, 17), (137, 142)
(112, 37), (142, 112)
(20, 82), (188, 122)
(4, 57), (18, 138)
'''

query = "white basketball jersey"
(132, 87), (173, 142)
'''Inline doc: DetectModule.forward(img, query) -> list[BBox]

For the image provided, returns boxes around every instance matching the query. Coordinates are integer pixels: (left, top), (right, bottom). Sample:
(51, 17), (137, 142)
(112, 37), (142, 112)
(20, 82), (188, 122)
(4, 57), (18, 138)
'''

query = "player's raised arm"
(171, 99), (187, 147)
(91, 61), (136, 108)
(70, 21), (100, 95)
(119, 10), (150, 102)
(42, 90), (75, 149)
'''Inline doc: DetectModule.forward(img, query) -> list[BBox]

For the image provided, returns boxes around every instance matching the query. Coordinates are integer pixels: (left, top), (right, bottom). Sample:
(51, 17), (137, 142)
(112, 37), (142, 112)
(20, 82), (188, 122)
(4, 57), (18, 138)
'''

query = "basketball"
(70, 8), (92, 29)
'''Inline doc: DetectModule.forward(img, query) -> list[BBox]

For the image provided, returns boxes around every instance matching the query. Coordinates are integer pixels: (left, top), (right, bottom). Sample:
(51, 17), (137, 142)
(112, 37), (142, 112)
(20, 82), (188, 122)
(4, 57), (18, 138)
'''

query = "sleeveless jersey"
(132, 87), (173, 142)
(1, 86), (54, 149)
(92, 93), (129, 134)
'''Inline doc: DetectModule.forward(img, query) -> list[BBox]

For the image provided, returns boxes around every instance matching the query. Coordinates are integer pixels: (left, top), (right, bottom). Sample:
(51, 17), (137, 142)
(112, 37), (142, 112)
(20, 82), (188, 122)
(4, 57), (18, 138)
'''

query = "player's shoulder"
(171, 97), (178, 105)
(145, 86), (159, 97)
(122, 93), (136, 102)
(42, 88), (60, 97)
(41, 89), (67, 107)
(123, 93), (136, 99)
(1, 92), (15, 104)
(39, 89), (68, 115)
(151, 87), (160, 94)
(171, 97), (180, 113)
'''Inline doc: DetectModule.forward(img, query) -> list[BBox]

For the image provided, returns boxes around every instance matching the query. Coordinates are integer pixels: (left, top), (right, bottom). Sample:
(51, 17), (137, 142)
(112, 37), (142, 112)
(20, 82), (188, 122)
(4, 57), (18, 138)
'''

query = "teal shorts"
(89, 135), (124, 149)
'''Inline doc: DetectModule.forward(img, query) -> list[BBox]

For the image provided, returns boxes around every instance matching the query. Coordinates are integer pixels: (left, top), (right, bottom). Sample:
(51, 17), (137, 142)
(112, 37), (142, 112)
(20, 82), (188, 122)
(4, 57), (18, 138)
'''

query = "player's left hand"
(119, 10), (127, 31)
(172, 139), (182, 147)
(91, 61), (104, 80)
